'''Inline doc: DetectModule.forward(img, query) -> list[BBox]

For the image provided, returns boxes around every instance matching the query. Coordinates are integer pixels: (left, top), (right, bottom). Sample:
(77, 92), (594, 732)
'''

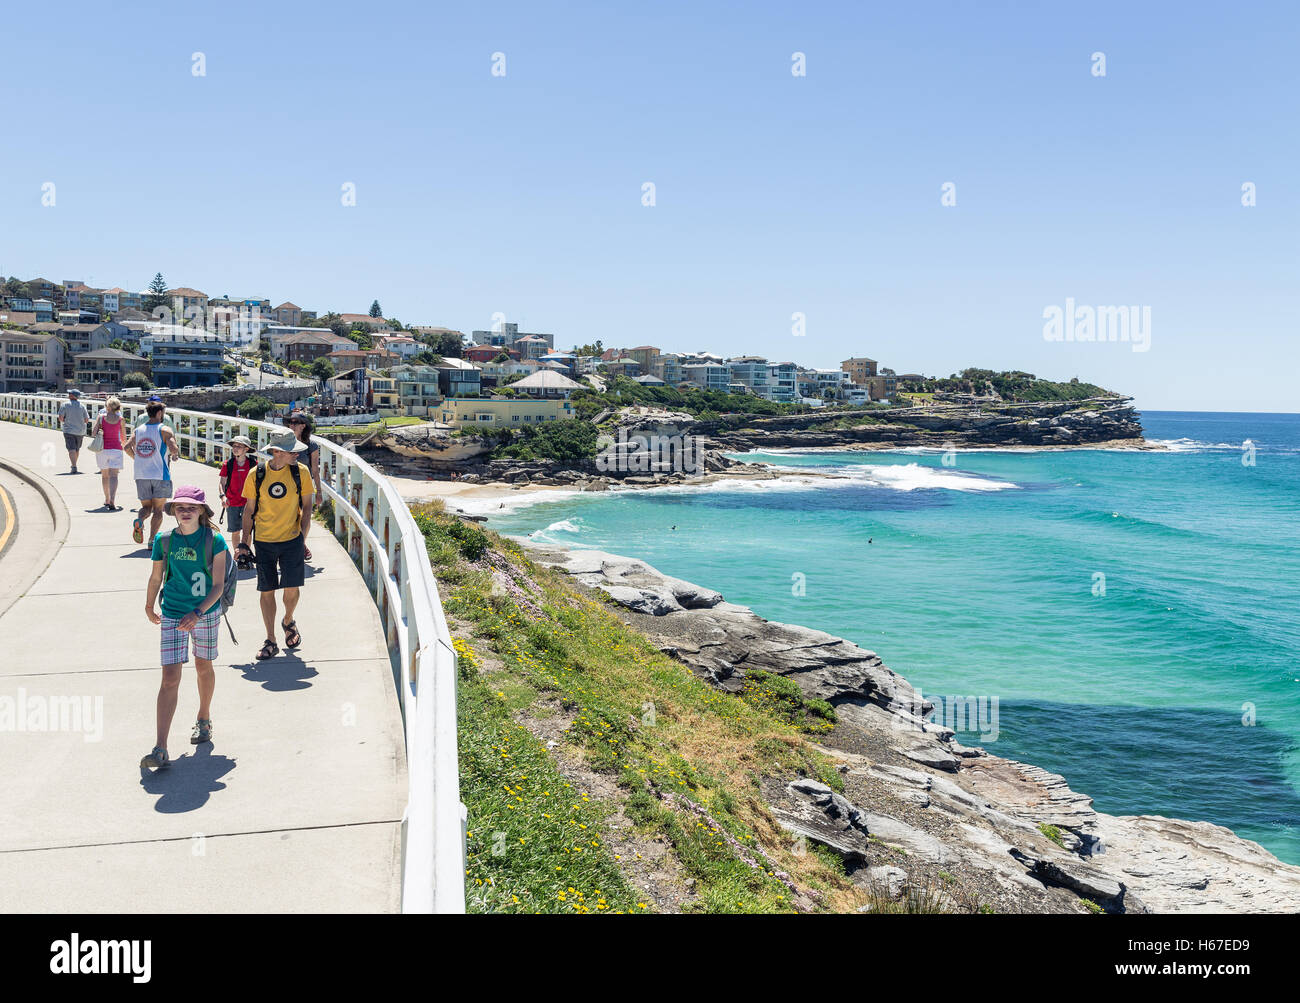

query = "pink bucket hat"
(163, 485), (215, 518)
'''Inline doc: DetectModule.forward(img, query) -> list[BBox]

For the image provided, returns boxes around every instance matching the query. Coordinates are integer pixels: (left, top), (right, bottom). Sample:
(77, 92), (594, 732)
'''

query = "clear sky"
(3, 1), (1296, 411)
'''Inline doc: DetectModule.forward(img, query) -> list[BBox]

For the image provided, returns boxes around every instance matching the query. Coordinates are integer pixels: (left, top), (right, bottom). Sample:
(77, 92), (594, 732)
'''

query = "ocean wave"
(1146, 438), (1241, 453)
(631, 464), (1018, 496)
(848, 462), (1019, 492)
(451, 487), (586, 517)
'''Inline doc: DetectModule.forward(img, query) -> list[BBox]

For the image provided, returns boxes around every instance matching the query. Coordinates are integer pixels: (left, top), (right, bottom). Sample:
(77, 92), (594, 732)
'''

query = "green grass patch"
(419, 507), (852, 912)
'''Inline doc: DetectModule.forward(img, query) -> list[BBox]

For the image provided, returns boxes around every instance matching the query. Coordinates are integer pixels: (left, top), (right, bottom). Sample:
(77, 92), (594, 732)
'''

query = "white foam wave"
(849, 462), (1018, 492)
(1147, 438), (1240, 453)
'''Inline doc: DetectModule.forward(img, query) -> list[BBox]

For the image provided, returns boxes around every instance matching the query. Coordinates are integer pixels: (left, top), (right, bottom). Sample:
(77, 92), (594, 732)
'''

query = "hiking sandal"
(132, 518), (144, 545)
(140, 746), (170, 770)
(256, 639), (279, 660)
(190, 719), (213, 744)
(282, 620), (302, 648)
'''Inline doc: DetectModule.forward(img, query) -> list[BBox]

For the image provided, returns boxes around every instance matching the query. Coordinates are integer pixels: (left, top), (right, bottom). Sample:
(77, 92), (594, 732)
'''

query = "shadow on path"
(139, 744), (236, 814)
(236, 651), (318, 692)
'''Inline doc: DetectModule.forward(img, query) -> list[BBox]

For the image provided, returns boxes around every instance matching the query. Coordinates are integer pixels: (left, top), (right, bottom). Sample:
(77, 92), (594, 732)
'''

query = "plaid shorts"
(160, 607), (221, 665)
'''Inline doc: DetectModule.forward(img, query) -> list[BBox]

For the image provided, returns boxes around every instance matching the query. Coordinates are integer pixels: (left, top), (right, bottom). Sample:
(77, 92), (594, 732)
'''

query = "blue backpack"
(162, 526), (239, 644)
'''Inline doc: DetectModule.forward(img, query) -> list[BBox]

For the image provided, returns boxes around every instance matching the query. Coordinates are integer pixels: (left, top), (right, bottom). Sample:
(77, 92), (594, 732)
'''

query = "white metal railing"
(0, 392), (466, 914)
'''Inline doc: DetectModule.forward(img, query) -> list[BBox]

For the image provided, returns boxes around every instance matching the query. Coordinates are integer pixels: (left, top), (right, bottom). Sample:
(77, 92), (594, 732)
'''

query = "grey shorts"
(136, 478), (173, 501)
(225, 503), (245, 533)
(63, 432), (84, 451)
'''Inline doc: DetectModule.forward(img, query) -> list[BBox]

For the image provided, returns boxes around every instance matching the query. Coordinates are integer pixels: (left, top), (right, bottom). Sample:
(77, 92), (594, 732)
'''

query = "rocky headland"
(362, 395), (1154, 490)
(511, 542), (1300, 914)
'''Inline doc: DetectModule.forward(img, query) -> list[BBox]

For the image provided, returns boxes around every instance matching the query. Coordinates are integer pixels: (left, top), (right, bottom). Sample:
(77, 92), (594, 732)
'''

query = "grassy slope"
(413, 503), (877, 914)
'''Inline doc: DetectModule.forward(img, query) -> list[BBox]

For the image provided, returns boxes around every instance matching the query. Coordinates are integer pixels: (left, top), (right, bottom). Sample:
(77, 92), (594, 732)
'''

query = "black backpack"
(162, 526), (239, 643)
(251, 461), (303, 512)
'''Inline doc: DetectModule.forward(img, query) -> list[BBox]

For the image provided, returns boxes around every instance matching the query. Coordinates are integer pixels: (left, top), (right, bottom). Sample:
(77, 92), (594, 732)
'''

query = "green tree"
(309, 358), (335, 381)
(437, 332), (462, 357)
(237, 395), (275, 419)
(369, 300), (382, 318)
(221, 364), (239, 384)
(144, 273), (168, 312)
(122, 371), (152, 390)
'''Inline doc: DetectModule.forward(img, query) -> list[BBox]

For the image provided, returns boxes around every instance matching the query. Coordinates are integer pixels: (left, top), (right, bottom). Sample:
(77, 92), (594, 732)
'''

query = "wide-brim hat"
(227, 435), (253, 448)
(265, 431), (309, 454)
(163, 485), (215, 518)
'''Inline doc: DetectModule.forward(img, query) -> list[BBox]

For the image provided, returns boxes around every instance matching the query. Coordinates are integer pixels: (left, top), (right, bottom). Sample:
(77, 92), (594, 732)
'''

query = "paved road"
(0, 422), (406, 912)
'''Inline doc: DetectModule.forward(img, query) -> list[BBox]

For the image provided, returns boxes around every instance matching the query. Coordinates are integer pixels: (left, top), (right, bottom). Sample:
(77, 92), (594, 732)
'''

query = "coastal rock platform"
(518, 543), (1300, 914)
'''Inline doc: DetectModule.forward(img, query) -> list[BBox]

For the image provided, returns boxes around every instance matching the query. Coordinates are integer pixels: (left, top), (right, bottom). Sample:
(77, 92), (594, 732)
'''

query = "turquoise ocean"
(487, 412), (1300, 864)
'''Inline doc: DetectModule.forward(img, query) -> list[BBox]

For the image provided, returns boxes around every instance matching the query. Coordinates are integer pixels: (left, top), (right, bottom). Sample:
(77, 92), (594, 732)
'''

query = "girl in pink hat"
(140, 485), (229, 770)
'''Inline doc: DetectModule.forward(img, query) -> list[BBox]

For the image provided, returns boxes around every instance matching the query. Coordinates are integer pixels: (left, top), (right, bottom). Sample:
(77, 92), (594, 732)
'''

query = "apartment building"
(651, 352), (683, 386)
(465, 344), (518, 364)
(438, 397), (574, 430)
(73, 348), (150, 390)
(50, 321), (128, 382)
(0, 331), (64, 392)
(469, 322), (554, 353)
(149, 334), (226, 388)
(369, 375), (401, 413)
(102, 288), (143, 314)
(681, 362), (731, 391)
(273, 302), (302, 326)
(728, 356), (771, 397)
(339, 313), (393, 332)
(325, 347), (400, 371)
(841, 357), (878, 383)
(768, 361), (799, 402)
(375, 334), (421, 359)
(166, 287), (209, 317)
(436, 357), (481, 398)
(626, 346), (660, 372)
(477, 358), (539, 388)
(279, 333), (343, 365)
(388, 364), (444, 416)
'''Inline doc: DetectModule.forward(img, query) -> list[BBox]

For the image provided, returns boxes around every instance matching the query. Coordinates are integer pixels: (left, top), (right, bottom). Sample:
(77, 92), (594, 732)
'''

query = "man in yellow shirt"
(237, 432), (315, 660)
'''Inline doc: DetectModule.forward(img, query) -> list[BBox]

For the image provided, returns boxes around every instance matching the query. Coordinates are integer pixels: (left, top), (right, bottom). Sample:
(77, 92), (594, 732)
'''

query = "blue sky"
(2, 1), (1296, 411)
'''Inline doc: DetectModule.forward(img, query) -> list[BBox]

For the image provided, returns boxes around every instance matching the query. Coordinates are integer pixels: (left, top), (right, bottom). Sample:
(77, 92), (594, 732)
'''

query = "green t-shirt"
(152, 527), (229, 619)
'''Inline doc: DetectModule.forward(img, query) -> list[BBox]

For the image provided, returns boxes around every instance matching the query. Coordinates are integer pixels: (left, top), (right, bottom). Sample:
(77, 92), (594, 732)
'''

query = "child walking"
(219, 436), (254, 566)
(140, 485), (230, 770)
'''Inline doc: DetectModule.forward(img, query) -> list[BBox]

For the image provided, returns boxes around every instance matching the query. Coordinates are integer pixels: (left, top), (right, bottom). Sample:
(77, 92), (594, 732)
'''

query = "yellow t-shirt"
(242, 461), (315, 543)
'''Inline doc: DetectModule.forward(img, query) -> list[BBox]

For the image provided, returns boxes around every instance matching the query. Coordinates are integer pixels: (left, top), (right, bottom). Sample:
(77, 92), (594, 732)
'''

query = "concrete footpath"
(0, 421), (407, 912)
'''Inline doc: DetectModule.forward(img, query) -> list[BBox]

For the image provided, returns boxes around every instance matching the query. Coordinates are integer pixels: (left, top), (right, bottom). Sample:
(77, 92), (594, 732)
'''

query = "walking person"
(286, 410), (322, 563)
(235, 432), (314, 660)
(123, 402), (180, 548)
(91, 396), (126, 509)
(218, 436), (254, 563)
(58, 389), (90, 474)
(140, 486), (229, 770)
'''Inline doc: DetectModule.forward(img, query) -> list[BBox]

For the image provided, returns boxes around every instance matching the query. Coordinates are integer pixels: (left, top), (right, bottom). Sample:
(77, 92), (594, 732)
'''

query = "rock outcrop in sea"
(517, 544), (1300, 914)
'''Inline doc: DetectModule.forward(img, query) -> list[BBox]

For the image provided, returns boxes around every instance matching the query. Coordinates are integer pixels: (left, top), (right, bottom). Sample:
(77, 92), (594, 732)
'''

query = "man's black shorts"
(254, 534), (305, 592)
